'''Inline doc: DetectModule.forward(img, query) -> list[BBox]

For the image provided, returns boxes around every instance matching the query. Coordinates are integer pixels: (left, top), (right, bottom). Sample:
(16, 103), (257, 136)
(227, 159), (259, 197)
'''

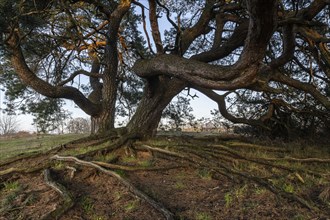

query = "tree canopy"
(1, 0), (330, 138)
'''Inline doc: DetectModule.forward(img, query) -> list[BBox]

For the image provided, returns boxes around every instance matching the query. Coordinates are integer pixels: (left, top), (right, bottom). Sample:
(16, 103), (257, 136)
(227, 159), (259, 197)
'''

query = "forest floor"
(0, 132), (330, 220)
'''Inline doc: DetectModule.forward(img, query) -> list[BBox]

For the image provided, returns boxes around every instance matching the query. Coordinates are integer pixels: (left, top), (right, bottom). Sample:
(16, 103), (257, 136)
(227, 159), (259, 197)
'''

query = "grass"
(195, 212), (212, 220)
(3, 181), (20, 192)
(138, 159), (154, 167)
(94, 153), (117, 162)
(0, 133), (87, 161)
(114, 169), (126, 177)
(174, 181), (185, 189)
(61, 140), (111, 156)
(223, 185), (248, 208)
(197, 168), (213, 180)
(121, 155), (138, 164)
(92, 215), (106, 220)
(0, 181), (23, 218)
(224, 192), (233, 207)
(80, 196), (94, 214)
(283, 183), (295, 193)
(53, 161), (65, 170)
(124, 200), (139, 212)
(234, 185), (248, 198)
(1, 133), (330, 220)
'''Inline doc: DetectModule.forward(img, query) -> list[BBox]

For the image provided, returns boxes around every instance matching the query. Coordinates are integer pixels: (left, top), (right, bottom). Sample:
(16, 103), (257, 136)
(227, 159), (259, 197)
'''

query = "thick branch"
(195, 87), (272, 129)
(237, 0), (277, 67)
(271, 72), (330, 110)
(192, 20), (249, 62)
(270, 24), (296, 68)
(133, 54), (260, 90)
(148, 0), (164, 54)
(180, 0), (217, 54)
(133, 1), (155, 55)
(7, 32), (102, 116)
(57, 70), (102, 86)
(300, 0), (329, 20)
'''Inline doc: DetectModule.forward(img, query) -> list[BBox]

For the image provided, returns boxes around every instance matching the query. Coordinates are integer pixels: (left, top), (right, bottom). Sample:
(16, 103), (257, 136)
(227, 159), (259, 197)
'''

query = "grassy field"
(0, 133), (87, 162)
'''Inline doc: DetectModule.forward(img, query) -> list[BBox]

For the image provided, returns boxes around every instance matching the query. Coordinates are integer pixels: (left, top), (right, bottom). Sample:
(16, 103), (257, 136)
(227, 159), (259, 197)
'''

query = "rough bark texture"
(127, 77), (186, 137)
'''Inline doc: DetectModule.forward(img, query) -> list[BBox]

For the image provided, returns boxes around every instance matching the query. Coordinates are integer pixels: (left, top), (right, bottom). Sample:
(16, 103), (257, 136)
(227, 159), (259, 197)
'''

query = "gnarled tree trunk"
(127, 77), (186, 138)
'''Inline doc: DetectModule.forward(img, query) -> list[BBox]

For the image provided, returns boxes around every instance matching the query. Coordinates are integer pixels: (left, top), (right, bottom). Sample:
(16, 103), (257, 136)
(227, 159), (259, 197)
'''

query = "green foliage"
(197, 168), (212, 180)
(94, 153), (117, 163)
(80, 196), (94, 214)
(124, 200), (139, 212)
(224, 192), (233, 207)
(283, 183), (295, 193)
(28, 98), (71, 134)
(161, 95), (195, 130)
(3, 181), (20, 192)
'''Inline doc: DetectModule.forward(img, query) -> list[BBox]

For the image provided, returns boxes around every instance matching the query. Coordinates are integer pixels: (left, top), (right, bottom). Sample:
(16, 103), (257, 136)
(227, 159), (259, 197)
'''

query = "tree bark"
(127, 77), (185, 137)
(91, 0), (132, 134)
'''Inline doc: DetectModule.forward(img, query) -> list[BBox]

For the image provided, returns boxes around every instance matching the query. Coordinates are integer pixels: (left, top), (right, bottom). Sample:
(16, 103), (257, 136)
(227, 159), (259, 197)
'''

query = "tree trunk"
(127, 77), (186, 138)
(91, 111), (115, 135)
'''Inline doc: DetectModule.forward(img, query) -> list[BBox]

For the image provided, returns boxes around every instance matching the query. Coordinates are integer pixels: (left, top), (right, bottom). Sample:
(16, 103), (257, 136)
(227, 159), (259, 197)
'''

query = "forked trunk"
(91, 107), (116, 134)
(127, 77), (185, 138)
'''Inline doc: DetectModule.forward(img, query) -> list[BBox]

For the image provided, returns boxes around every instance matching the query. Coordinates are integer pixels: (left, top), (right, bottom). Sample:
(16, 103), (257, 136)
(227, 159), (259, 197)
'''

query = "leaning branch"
(195, 87), (272, 129)
(148, 0), (164, 54)
(57, 70), (102, 86)
(6, 31), (102, 116)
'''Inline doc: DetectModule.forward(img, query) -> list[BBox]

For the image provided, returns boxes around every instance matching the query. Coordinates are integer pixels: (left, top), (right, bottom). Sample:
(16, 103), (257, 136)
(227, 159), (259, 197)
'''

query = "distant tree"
(67, 117), (90, 134)
(29, 98), (71, 134)
(0, 114), (18, 135)
(210, 109), (223, 129)
(162, 95), (195, 131)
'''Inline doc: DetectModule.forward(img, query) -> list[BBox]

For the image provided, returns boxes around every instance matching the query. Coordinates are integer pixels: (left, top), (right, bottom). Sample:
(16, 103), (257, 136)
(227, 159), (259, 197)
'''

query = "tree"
(67, 117), (90, 134)
(28, 98), (71, 134)
(162, 95), (195, 131)
(1, 0), (329, 139)
(0, 114), (18, 135)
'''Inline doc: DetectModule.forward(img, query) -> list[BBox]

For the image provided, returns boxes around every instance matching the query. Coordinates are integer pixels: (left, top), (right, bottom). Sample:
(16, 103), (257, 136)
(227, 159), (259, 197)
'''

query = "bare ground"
(1, 133), (330, 220)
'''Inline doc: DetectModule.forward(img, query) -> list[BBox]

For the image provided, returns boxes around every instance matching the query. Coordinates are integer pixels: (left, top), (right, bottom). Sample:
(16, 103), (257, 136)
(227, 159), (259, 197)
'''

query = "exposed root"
(136, 143), (321, 213)
(256, 156), (330, 163)
(225, 142), (290, 152)
(76, 133), (140, 158)
(137, 144), (185, 158)
(136, 144), (236, 181)
(65, 166), (77, 179)
(42, 169), (74, 220)
(93, 161), (182, 172)
(0, 163), (52, 180)
(51, 155), (175, 220)
(0, 167), (22, 176)
(205, 144), (320, 176)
